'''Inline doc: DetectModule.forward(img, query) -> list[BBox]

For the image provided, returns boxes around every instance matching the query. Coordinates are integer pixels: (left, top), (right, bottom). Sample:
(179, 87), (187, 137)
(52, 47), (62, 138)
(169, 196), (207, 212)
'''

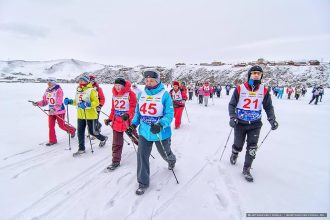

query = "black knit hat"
(248, 65), (263, 79)
(114, 78), (126, 86)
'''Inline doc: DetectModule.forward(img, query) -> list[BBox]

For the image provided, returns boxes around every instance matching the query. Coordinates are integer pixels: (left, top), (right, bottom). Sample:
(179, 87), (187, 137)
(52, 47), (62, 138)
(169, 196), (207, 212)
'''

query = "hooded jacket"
(109, 80), (137, 132)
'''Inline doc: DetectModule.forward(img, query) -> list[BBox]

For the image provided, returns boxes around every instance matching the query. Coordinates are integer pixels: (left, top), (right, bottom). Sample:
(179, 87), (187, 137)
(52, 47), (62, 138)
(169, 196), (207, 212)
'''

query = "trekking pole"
(156, 133), (179, 184)
(100, 110), (109, 118)
(257, 129), (272, 150)
(82, 105), (94, 153)
(219, 127), (233, 161)
(29, 99), (74, 127)
(29, 100), (63, 127)
(101, 110), (130, 145)
(124, 122), (155, 159)
(66, 105), (71, 150)
(28, 100), (50, 117)
(184, 106), (190, 123)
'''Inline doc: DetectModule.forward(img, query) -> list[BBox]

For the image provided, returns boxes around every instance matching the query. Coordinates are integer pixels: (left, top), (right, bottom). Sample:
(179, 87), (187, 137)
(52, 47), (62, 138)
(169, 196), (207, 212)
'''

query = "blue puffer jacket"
(132, 83), (174, 141)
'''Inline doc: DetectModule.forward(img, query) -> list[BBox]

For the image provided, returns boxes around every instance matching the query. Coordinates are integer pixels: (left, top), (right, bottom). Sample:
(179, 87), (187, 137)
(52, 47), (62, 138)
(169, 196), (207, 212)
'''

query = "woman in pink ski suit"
(33, 77), (76, 146)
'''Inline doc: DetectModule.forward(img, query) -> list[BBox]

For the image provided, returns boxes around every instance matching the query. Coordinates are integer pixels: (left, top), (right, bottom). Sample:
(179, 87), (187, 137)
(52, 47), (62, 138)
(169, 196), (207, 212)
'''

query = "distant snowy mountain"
(0, 59), (105, 82)
(0, 59), (329, 87)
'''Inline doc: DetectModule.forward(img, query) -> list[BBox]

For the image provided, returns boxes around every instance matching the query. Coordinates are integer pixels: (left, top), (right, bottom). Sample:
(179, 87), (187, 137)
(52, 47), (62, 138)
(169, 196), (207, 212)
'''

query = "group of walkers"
(31, 65), (326, 194)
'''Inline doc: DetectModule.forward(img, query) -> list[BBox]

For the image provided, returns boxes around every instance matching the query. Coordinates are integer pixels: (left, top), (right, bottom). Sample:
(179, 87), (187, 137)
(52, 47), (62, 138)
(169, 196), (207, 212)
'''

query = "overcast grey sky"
(0, 0), (329, 66)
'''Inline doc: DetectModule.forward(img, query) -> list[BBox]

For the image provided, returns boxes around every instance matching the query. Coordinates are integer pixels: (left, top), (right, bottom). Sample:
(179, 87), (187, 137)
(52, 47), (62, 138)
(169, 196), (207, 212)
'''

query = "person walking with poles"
(126, 69), (177, 195)
(104, 78), (137, 171)
(228, 66), (278, 182)
(31, 77), (76, 146)
(170, 80), (187, 129)
(64, 75), (108, 157)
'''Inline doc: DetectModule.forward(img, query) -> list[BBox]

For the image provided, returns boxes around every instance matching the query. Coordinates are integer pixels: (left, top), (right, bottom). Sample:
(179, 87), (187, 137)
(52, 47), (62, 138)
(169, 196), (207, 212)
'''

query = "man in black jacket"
(228, 66), (278, 182)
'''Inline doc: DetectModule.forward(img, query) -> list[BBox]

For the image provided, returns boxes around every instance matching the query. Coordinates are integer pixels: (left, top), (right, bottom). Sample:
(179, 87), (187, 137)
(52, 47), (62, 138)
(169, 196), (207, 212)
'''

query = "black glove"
(269, 119), (279, 130)
(229, 117), (238, 128)
(121, 113), (129, 121)
(104, 119), (112, 126)
(126, 124), (137, 136)
(96, 106), (102, 112)
(150, 123), (162, 134)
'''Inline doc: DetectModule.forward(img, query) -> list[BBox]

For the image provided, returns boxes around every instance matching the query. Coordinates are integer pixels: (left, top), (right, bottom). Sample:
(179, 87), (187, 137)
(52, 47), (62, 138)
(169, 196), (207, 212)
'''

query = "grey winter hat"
(79, 75), (90, 83)
(47, 77), (57, 84)
(143, 69), (161, 84)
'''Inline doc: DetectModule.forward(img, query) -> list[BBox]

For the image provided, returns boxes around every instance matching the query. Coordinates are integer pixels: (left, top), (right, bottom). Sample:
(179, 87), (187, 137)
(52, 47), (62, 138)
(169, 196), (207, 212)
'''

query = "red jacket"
(286, 87), (294, 94)
(92, 82), (105, 106)
(170, 88), (187, 108)
(109, 80), (137, 132)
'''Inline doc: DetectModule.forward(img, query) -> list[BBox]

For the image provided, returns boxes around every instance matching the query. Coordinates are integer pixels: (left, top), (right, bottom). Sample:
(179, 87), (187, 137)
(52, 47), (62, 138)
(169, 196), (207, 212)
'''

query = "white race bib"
(171, 90), (183, 101)
(75, 88), (94, 109)
(139, 89), (165, 125)
(113, 92), (130, 117)
(236, 84), (264, 121)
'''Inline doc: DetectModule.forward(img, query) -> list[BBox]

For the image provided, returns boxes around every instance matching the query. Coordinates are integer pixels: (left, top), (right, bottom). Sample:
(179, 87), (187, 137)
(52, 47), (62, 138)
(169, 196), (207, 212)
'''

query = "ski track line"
(51, 165), (136, 220)
(2, 149), (35, 161)
(123, 170), (172, 220)
(151, 162), (209, 218)
(104, 168), (162, 214)
(0, 148), (61, 171)
(14, 150), (137, 220)
(11, 156), (109, 220)
(217, 165), (244, 219)
(0, 135), (82, 171)
(11, 162), (46, 179)
(151, 149), (242, 219)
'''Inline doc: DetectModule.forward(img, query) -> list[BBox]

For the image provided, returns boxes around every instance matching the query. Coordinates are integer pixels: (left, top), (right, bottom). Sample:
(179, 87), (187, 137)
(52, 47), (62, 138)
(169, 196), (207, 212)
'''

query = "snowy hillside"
(0, 83), (329, 220)
(0, 59), (104, 81)
(170, 64), (330, 87)
(1, 59), (329, 87)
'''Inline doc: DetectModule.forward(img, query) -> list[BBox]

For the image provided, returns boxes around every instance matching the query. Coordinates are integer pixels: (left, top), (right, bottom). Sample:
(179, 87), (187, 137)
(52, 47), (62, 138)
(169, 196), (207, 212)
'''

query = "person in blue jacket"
(127, 69), (176, 195)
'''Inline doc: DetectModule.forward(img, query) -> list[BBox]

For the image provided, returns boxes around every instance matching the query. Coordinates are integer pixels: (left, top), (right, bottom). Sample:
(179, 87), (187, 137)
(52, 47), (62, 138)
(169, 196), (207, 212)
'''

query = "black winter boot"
(242, 167), (254, 182)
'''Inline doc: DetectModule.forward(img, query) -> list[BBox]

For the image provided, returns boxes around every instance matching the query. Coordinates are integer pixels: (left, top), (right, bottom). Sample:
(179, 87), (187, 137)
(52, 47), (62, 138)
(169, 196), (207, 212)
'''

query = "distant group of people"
(269, 84), (325, 104)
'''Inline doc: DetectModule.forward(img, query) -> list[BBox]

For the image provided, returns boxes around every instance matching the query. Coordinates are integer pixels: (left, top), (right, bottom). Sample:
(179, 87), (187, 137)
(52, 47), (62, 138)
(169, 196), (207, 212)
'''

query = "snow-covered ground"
(0, 83), (329, 220)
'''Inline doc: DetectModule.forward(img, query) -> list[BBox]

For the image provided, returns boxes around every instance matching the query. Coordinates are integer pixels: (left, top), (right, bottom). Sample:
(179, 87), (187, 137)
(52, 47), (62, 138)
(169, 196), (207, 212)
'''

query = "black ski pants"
(232, 121), (262, 168)
(77, 119), (106, 151)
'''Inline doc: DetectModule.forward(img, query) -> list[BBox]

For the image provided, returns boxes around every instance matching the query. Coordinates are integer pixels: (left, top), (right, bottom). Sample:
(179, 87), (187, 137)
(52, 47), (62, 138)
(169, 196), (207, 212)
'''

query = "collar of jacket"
(77, 83), (93, 92)
(244, 81), (260, 91)
(47, 84), (60, 92)
(144, 82), (165, 95)
(112, 80), (131, 96)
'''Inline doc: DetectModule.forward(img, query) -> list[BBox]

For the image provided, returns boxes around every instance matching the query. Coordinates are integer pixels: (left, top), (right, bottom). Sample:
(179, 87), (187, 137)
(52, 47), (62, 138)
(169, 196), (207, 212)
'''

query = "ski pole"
(82, 106), (94, 153)
(219, 127), (233, 161)
(156, 133), (179, 184)
(66, 105), (71, 150)
(29, 100), (74, 127)
(100, 110), (109, 118)
(29, 100), (50, 117)
(101, 110), (136, 147)
(184, 106), (190, 123)
(29, 101), (63, 127)
(257, 129), (272, 150)
(124, 122), (155, 159)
